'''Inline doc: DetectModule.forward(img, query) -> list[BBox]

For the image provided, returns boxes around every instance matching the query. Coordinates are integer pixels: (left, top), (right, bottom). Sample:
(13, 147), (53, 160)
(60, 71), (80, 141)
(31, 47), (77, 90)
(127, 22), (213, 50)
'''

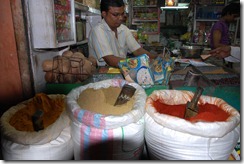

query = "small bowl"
(180, 45), (204, 58)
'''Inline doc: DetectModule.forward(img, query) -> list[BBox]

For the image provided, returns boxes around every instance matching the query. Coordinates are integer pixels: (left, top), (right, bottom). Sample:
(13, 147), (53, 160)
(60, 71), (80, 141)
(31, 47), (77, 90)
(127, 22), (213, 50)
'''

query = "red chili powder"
(153, 100), (230, 122)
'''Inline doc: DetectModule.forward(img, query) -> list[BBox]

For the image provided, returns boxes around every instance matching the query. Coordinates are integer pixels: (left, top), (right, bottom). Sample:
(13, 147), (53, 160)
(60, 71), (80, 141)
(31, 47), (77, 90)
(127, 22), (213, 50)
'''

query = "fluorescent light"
(161, 6), (188, 9)
(160, 3), (189, 10)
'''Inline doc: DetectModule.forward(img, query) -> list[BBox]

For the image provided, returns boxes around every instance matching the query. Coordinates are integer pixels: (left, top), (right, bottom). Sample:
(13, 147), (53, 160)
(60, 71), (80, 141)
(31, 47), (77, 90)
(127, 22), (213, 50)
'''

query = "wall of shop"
(0, 0), (33, 116)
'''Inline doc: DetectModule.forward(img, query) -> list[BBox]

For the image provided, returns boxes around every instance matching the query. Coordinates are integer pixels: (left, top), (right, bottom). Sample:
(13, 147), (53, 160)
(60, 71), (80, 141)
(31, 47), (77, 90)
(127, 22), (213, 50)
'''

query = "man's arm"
(133, 47), (157, 59)
(102, 47), (158, 68)
(102, 55), (124, 68)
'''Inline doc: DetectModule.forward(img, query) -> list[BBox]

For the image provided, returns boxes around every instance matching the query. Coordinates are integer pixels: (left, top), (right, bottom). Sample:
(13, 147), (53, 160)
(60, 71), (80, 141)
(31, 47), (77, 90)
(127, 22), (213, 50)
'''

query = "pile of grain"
(77, 87), (135, 115)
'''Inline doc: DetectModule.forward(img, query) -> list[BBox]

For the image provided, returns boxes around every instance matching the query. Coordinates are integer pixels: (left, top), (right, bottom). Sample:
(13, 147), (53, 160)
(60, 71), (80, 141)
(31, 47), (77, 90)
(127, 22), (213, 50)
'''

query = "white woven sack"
(0, 94), (70, 145)
(145, 90), (240, 160)
(71, 116), (145, 160)
(66, 79), (146, 160)
(0, 94), (74, 160)
(1, 126), (74, 160)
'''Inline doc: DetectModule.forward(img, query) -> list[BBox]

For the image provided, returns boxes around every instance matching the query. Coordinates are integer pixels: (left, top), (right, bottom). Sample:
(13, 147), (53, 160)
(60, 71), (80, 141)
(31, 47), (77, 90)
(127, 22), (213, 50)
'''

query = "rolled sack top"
(146, 90), (240, 138)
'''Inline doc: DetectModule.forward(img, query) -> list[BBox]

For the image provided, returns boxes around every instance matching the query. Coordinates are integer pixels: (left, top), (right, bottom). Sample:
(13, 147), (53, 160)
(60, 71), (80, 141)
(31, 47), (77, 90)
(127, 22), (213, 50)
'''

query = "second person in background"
(210, 3), (240, 49)
(209, 2), (240, 68)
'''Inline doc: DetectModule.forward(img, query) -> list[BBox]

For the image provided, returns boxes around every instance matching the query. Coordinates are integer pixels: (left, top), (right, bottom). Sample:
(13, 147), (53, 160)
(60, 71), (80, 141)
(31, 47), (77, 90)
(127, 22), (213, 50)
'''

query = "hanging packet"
(118, 54), (154, 87)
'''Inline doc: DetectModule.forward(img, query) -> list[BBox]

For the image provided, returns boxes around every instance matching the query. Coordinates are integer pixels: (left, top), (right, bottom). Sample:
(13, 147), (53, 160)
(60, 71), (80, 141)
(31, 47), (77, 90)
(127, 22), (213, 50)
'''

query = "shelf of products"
(131, 0), (160, 34)
(192, 1), (226, 45)
(74, 1), (101, 16)
(192, 0), (240, 46)
(193, 0), (225, 31)
(229, 17), (240, 45)
(74, 1), (101, 46)
(193, 4), (225, 32)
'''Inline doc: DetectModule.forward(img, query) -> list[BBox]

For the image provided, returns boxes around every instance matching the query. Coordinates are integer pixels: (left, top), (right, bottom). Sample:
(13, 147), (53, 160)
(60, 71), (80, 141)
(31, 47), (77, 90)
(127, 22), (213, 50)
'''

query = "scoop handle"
(189, 87), (204, 111)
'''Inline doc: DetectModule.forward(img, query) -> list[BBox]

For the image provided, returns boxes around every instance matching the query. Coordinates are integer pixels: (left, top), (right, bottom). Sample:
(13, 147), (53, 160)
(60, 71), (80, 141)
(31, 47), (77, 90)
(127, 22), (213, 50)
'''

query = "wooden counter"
(45, 60), (240, 111)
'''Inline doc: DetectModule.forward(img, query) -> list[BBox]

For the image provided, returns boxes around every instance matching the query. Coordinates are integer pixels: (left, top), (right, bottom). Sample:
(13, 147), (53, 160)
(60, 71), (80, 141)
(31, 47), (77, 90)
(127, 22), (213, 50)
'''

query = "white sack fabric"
(1, 126), (74, 160)
(145, 90), (240, 160)
(66, 79), (147, 160)
(0, 94), (74, 160)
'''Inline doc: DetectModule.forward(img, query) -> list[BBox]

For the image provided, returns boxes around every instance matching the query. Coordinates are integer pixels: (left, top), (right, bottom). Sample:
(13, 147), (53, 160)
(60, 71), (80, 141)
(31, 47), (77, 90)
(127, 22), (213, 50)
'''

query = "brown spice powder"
(77, 87), (135, 115)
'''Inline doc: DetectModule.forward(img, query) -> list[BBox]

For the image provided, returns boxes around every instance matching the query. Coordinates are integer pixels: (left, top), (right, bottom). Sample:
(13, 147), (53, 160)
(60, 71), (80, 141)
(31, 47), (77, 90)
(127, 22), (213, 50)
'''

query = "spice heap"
(77, 87), (135, 115)
(153, 100), (230, 122)
(9, 93), (65, 132)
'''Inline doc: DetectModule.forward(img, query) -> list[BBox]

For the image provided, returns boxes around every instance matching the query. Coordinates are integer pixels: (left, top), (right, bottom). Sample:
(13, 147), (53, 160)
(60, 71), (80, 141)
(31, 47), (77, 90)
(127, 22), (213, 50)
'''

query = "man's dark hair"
(100, 0), (125, 12)
(221, 3), (240, 17)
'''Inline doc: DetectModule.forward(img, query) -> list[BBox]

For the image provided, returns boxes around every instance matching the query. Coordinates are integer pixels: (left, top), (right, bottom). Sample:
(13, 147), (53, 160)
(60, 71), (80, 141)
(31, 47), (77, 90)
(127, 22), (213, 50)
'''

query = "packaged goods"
(118, 54), (154, 87)
(118, 52), (175, 88)
(150, 52), (174, 85)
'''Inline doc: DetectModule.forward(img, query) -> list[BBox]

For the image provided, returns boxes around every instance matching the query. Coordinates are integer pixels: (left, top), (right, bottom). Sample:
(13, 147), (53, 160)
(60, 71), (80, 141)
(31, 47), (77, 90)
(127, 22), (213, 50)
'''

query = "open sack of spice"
(145, 89), (240, 160)
(0, 93), (74, 160)
(118, 48), (175, 87)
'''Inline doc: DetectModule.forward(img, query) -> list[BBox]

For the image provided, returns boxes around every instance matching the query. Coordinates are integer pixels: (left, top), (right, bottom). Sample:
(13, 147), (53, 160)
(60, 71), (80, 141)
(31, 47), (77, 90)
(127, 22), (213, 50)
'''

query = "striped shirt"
(88, 19), (141, 66)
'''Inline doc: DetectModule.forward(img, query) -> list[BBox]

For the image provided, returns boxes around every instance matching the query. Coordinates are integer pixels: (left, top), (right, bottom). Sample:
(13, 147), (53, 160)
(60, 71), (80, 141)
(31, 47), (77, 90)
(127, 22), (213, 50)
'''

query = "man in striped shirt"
(88, 0), (156, 67)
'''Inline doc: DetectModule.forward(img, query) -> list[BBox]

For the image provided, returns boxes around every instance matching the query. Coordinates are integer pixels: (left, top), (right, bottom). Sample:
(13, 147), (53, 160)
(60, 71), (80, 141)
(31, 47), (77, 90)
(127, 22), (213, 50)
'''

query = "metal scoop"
(184, 70), (202, 87)
(184, 87), (204, 119)
(32, 109), (44, 131)
(114, 84), (136, 106)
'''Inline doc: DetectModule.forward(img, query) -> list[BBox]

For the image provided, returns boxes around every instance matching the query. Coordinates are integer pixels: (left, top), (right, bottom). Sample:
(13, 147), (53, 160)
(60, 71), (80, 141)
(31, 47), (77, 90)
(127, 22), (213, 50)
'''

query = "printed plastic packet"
(150, 50), (175, 85)
(118, 54), (154, 87)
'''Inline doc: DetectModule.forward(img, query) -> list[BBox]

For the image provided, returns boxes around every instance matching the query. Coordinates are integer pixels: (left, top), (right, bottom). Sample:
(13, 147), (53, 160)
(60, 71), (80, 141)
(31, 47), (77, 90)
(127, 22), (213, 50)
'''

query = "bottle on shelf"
(193, 30), (199, 44)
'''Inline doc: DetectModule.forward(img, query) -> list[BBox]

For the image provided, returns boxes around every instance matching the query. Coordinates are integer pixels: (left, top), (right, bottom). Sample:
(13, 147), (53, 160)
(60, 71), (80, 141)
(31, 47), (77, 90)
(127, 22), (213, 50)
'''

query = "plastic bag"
(118, 54), (154, 87)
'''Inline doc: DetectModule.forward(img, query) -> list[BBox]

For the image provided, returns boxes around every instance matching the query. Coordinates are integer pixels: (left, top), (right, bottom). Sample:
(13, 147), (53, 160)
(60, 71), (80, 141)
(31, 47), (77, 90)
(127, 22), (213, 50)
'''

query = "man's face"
(102, 6), (125, 30)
